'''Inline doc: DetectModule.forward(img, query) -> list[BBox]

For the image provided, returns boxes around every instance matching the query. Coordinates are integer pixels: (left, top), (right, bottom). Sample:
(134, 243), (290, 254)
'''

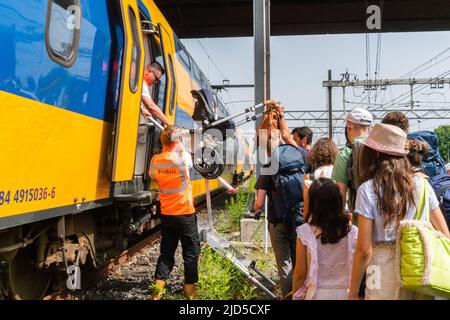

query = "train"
(0, 0), (253, 299)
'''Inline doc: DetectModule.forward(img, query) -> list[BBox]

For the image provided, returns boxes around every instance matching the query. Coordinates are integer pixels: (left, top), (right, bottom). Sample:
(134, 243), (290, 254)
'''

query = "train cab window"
(45, 0), (81, 67)
(128, 7), (142, 93)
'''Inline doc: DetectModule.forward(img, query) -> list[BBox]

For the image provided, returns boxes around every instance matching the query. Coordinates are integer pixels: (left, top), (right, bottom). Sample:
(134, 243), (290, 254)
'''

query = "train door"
(134, 22), (178, 191)
(133, 15), (166, 190)
(111, 0), (145, 182)
(158, 23), (177, 126)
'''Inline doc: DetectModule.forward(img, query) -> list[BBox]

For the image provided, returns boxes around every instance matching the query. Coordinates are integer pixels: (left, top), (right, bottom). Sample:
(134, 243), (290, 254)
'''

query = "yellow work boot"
(183, 284), (197, 300)
(150, 279), (166, 300)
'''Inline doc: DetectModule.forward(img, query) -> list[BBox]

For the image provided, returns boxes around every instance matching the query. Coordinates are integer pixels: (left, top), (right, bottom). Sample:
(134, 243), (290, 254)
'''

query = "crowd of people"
(141, 63), (449, 300)
(254, 105), (450, 300)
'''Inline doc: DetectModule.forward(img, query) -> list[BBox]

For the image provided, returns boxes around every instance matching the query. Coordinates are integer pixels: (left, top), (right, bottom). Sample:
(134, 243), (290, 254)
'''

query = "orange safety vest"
(149, 143), (195, 215)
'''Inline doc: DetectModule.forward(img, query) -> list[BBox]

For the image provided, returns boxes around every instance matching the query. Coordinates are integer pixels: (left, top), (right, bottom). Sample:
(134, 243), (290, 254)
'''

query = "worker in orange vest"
(149, 125), (199, 300)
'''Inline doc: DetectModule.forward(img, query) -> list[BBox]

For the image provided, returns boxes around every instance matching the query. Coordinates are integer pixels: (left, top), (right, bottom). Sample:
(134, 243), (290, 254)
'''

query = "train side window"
(128, 7), (142, 93)
(176, 41), (191, 71)
(45, 0), (81, 67)
(192, 62), (202, 84)
(200, 73), (207, 89)
(168, 55), (176, 115)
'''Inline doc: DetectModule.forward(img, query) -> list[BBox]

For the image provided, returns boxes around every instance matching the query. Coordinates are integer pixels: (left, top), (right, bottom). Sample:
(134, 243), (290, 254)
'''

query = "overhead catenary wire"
(378, 69), (450, 110)
(366, 33), (371, 108)
(398, 47), (450, 79)
(197, 39), (228, 81)
(373, 33), (382, 104)
(196, 39), (238, 112)
(350, 41), (450, 109)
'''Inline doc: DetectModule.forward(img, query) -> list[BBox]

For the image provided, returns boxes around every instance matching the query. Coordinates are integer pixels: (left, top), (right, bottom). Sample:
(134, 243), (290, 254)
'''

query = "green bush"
(197, 246), (256, 300)
(225, 178), (255, 233)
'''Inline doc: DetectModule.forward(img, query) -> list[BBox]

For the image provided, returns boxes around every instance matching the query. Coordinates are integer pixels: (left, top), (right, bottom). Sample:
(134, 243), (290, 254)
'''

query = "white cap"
(446, 163), (450, 172)
(346, 107), (373, 126)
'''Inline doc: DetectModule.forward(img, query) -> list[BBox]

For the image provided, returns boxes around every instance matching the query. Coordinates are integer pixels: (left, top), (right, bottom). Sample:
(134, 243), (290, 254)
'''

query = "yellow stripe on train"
(0, 91), (111, 218)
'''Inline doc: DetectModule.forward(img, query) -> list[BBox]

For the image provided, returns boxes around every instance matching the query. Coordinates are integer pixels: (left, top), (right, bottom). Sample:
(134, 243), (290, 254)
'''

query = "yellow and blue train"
(0, 0), (252, 299)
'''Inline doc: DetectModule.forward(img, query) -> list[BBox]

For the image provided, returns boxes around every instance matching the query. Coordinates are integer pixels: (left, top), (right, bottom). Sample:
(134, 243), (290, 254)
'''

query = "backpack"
(407, 131), (447, 177)
(269, 144), (305, 229)
(429, 174), (450, 224)
(347, 140), (365, 212)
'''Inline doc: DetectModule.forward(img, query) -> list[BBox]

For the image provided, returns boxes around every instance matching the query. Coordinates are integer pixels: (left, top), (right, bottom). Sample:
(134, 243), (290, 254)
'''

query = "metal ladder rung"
(197, 214), (276, 299)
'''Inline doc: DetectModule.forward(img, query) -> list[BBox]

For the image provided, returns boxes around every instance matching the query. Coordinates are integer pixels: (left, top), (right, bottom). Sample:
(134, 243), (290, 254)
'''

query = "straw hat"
(360, 123), (408, 156)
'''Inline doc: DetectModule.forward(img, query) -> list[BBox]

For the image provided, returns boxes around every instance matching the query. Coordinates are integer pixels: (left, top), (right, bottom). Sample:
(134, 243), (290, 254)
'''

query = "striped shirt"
(355, 176), (439, 243)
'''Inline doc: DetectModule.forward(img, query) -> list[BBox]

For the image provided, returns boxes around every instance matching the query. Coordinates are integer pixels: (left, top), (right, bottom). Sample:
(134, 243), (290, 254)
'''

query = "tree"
(435, 125), (450, 162)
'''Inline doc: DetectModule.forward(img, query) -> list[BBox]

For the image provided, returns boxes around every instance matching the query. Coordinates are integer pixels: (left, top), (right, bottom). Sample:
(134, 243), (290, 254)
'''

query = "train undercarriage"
(0, 191), (161, 300)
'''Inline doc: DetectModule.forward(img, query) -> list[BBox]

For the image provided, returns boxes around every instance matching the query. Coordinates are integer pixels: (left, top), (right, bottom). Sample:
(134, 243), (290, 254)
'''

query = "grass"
(196, 245), (257, 300)
(154, 175), (277, 300)
(217, 175), (256, 235)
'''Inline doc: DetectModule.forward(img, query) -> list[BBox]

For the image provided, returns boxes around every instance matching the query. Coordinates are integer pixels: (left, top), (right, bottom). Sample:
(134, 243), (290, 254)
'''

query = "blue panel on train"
(138, 0), (153, 22)
(0, 0), (112, 122)
(174, 106), (195, 128)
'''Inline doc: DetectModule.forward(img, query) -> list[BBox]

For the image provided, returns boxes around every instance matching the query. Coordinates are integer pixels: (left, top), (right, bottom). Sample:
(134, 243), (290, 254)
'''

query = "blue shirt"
(355, 176), (439, 243)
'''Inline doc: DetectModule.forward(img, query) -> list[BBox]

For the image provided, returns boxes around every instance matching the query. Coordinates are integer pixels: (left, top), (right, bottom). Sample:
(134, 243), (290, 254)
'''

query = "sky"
(182, 31), (450, 146)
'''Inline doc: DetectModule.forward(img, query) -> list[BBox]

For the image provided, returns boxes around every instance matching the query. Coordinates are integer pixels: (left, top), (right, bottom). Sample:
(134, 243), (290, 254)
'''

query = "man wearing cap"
(446, 163), (450, 175)
(331, 107), (373, 213)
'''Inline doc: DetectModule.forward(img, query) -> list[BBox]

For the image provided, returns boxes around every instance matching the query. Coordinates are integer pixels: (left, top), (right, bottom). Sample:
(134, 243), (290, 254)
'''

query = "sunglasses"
(147, 68), (161, 83)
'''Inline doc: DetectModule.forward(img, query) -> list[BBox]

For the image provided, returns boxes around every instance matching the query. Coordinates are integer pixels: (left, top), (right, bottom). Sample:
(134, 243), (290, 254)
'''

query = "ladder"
(197, 181), (277, 300)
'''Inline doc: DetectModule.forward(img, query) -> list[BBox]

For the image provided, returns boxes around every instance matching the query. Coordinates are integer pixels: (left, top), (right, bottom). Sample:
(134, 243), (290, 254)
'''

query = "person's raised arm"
(275, 103), (297, 146)
(142, 95), (170, 127)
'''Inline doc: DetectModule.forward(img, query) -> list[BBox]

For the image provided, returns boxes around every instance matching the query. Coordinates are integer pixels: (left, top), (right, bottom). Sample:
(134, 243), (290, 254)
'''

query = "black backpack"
(269, 144), (305, 229)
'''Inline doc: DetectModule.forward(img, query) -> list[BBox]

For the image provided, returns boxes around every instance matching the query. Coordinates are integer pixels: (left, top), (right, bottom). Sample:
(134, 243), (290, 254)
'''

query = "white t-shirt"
(141, 83), (152, 115)
(312, 165), (334, 181)
(142, 82), (152, 99)
(355, 176), (439, 243)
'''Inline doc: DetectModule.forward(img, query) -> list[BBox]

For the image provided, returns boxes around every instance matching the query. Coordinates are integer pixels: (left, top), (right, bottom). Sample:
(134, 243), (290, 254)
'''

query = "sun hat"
(360, 123), (409, 156)
(346, 107), (373, 126)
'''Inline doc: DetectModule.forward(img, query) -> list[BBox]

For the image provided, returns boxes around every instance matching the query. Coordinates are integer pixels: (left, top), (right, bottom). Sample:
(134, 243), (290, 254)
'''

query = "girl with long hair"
(292, 178), (357, 300)
(349, 124), (450, 300)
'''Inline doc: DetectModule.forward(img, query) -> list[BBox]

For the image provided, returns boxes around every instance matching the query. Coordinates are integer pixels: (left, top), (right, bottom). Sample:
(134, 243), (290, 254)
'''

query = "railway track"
(42, 228), (161, 300)
(41, 188), (235, 300)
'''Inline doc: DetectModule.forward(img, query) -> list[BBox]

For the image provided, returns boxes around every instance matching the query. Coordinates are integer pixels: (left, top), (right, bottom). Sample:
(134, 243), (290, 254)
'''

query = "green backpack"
(397, 178), (450, 298)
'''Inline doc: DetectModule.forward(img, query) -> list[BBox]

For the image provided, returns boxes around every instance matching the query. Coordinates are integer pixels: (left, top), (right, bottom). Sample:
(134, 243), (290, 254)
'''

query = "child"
(292, 178), (357, 300)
